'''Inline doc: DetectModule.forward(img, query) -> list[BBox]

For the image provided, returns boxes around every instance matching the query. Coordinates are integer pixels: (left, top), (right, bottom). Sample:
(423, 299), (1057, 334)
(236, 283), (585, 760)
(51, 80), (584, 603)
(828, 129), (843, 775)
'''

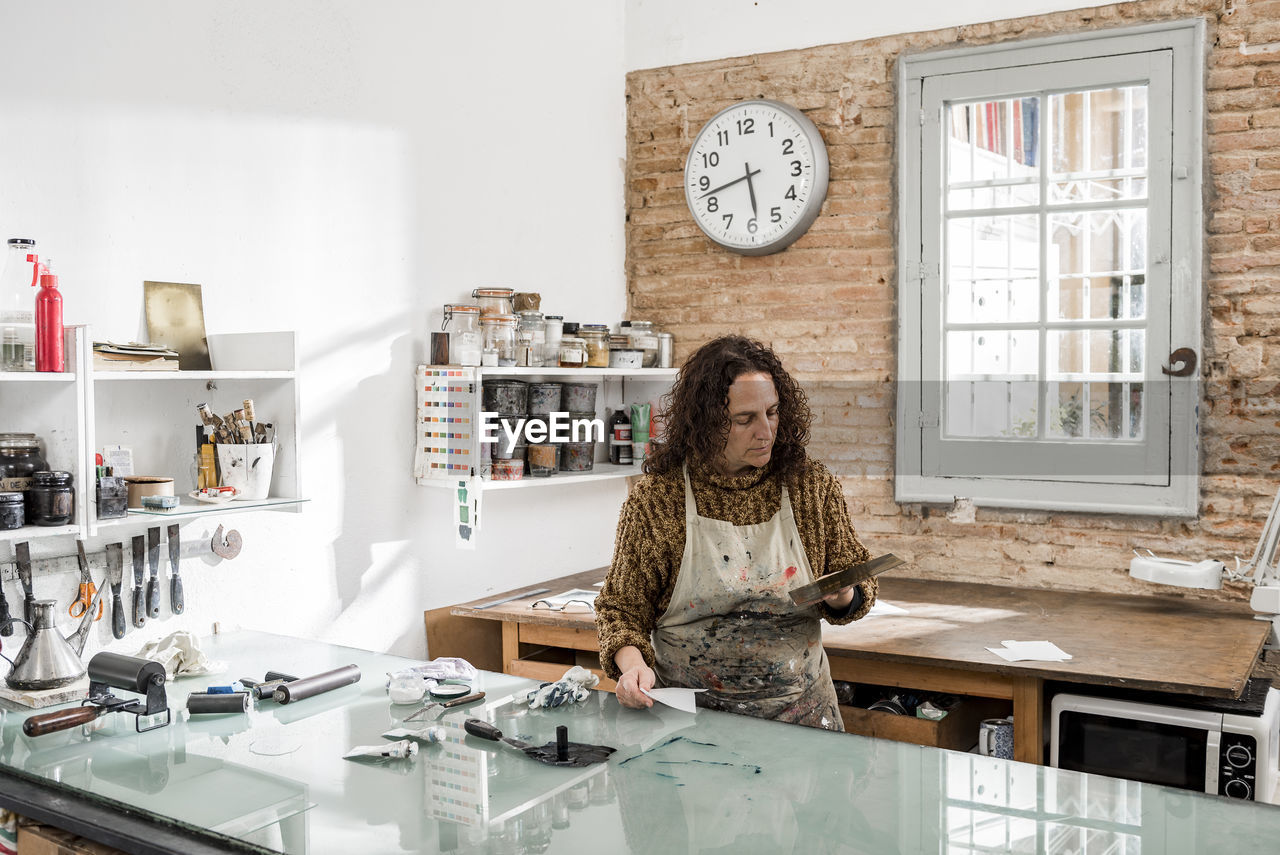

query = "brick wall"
(625, 0), (1280, 604)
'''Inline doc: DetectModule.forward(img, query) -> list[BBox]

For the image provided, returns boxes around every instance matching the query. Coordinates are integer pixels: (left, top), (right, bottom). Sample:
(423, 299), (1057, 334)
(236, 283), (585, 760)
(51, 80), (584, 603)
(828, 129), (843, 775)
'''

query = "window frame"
(895, 19), (1204, 517)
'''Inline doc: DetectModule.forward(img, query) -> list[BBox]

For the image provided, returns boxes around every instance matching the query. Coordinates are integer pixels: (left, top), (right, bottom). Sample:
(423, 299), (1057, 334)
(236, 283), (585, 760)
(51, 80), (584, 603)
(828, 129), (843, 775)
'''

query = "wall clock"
(683, 99), (829, 256)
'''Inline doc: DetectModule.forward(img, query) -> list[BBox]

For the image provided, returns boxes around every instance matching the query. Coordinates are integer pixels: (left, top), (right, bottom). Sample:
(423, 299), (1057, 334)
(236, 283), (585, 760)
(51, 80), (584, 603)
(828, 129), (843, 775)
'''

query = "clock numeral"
(747, 218), (758, 234)
(771, 206), (782, 223)
(706, 196), (719, 212)
(736, 118), (755, 136)
(785, 186), (797, 200)
(702, 151), (720, 168)
(721, 213), (734, 227)
(790, 160), (803, 177)
(716, 129), (729, 146)
(767, 121), (774, 137)
(781, 139), (794, 155)
(699, 176), (710, 191)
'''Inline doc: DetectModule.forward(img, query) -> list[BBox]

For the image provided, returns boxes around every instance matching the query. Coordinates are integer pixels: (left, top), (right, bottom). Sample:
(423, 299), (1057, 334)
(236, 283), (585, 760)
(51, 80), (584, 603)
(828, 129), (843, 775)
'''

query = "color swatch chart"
(414, 365), (476, 483)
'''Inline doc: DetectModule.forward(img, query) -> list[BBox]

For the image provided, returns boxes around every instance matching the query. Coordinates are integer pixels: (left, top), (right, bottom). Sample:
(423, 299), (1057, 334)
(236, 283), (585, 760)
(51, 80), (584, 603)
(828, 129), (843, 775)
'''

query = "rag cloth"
(527, 665), (598, 708)
(135, 631), (223, 679)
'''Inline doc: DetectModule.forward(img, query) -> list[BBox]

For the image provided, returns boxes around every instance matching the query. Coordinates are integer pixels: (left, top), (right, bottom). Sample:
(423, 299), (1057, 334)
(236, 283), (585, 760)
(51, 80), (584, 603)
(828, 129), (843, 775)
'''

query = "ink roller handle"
(272, 664), (361, 704)
(24, 705), (108, 737)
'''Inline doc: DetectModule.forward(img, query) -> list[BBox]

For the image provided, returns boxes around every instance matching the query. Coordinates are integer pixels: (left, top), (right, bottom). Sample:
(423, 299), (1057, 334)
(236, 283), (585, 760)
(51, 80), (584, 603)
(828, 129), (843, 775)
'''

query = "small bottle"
(34, 261), (63, 373)
(609, 409), (633, 465)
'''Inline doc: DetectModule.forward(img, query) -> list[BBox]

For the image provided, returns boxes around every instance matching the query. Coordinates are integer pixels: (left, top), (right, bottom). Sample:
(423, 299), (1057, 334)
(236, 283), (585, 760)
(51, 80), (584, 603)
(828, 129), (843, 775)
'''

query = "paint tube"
(343, 739), (418, 761)
(382, 725), (446, 744)
(629, 402), (651, 443)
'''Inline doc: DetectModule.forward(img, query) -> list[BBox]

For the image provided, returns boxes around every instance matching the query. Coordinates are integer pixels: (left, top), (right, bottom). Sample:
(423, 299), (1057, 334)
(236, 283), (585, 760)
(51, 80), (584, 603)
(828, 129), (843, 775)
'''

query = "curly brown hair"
(644, 335), (811, 481)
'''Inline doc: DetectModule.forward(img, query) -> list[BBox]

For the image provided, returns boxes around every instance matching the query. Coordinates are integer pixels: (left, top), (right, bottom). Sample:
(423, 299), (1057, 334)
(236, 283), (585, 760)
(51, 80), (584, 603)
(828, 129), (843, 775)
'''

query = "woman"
(595, 335), (877, 731)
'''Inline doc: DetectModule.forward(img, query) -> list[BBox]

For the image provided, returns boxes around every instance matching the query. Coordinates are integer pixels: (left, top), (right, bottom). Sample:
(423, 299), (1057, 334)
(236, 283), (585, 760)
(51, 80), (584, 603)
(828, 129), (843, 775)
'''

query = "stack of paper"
(986, 640), (1073, 662)
(93, 341), (180, 372)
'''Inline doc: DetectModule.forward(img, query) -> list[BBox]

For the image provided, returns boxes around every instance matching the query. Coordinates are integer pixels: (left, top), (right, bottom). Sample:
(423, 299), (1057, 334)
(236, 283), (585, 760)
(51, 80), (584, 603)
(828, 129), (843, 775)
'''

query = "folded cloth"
(527, 665), (599, 708)
(135, 631), (224, 679)
(386, 657), (477, 686)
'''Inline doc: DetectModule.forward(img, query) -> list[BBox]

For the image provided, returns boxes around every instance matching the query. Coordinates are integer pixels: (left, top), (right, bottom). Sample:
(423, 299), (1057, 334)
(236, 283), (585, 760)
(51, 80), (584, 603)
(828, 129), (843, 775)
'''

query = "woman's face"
(713, 371), (779, 477)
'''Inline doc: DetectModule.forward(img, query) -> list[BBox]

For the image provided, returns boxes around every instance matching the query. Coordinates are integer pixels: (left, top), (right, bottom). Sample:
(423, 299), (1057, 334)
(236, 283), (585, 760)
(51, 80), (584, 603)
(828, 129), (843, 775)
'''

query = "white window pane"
(1049, 86), (1147, 204)
(946, 97), (1040, 212)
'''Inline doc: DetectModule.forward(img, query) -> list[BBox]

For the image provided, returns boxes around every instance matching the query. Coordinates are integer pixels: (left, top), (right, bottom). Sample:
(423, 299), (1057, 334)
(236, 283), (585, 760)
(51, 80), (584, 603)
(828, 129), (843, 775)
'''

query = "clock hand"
(744, 162), (758, 218)
(698, 167), (762, 199)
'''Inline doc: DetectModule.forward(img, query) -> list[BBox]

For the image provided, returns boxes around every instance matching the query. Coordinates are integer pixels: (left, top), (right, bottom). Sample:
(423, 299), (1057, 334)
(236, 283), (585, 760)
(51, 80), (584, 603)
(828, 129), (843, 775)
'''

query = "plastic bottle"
(34, 261), (63, 373)
(0, 239), (38, 371)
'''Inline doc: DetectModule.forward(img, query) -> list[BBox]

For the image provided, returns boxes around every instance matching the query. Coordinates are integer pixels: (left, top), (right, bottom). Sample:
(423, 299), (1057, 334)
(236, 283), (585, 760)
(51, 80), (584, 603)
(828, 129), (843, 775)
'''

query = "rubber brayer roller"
(187, 692), (251, 715)
(273, 664), (362, 704)
(23, 652), (170, 738)
(89, 651), (167, 694)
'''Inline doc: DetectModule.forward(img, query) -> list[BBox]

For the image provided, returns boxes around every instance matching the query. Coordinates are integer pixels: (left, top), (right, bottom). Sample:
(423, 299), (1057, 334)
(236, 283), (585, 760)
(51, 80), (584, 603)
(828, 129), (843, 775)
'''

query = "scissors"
(69, 541), (103, 621)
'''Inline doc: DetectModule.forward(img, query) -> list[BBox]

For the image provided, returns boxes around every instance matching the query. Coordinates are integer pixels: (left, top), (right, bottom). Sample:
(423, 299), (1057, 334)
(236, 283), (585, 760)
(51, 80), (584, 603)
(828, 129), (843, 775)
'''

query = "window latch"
(916, 413), (940, 428)
(1161, 347), (1198, 377)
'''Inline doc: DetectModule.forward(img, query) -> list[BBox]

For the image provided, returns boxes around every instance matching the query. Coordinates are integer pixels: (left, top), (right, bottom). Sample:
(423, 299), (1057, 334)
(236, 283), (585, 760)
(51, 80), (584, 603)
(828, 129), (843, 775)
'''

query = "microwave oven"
(1050, 688), (1279, 802)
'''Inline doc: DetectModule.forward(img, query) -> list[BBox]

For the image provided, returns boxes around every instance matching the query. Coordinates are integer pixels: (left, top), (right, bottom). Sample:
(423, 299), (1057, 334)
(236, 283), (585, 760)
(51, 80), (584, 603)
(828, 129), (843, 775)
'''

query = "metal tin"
(657, 332), (673, 369)
(0, 491), (23, 530)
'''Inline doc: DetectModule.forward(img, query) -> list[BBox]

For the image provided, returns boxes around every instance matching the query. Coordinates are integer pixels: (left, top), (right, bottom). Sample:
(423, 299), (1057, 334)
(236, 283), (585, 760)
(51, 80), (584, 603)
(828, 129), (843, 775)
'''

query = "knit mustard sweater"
(595, 458), (877, 679)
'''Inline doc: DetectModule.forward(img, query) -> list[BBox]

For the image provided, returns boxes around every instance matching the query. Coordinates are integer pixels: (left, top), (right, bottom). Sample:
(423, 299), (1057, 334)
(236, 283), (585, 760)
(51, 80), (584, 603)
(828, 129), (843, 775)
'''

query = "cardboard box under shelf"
(840, 697), (1010, 750)
(18, 823), (127, 855)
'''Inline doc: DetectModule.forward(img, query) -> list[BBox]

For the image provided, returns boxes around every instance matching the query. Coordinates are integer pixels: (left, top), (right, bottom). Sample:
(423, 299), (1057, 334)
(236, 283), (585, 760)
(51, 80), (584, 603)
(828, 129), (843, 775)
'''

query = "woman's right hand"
(613, 646), (655, 709)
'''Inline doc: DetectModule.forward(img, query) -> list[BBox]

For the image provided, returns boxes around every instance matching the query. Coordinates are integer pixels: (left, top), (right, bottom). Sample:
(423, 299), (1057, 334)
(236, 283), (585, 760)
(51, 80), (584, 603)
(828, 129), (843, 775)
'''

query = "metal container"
(657, 332), (674, 369)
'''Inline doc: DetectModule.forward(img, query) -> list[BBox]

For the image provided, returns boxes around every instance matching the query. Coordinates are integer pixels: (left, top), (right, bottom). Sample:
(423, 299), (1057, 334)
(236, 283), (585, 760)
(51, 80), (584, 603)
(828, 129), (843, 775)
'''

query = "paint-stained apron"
(651, 466), (843, 731)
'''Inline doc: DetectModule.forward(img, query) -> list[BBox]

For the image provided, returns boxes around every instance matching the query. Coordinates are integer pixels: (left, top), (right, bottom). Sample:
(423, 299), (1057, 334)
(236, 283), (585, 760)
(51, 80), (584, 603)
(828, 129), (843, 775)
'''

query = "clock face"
(684, 100), (829, 256)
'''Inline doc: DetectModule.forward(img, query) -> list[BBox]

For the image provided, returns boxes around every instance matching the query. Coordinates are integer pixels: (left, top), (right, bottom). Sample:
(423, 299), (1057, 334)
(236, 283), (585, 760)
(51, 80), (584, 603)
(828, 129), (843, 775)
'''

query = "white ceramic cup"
(978, 717), (1014, 759)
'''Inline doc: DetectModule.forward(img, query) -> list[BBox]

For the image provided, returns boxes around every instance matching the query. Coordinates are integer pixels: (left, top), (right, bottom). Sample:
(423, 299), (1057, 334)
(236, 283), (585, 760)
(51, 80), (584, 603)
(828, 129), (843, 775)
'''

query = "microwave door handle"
(1206, 730), (1221, 796)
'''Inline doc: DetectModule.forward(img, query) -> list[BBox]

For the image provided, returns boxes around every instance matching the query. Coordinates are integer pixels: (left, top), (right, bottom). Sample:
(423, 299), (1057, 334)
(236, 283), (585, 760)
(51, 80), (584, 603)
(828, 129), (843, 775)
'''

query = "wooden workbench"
(432, 569), (1270, 765)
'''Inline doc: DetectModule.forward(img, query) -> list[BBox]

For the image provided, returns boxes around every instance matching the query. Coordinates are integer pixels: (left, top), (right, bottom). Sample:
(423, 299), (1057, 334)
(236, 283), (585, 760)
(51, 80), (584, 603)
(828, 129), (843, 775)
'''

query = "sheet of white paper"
(641, 687), (705, 714)
(866, 600), (908, 617)
(986, 640), (1073, 662)
(540, 589), (599, 608)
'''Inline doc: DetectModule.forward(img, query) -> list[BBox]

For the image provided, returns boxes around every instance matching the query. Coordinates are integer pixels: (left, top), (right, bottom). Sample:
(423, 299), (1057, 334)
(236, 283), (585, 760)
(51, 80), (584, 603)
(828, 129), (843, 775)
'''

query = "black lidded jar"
(0, 492), (23, 530)
(29, 470), (73, 526)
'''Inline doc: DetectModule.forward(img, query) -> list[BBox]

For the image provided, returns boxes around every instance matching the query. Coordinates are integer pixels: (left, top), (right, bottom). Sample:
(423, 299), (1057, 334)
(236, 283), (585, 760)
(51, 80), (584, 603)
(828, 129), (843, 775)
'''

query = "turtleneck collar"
(688, 457), (774, 491)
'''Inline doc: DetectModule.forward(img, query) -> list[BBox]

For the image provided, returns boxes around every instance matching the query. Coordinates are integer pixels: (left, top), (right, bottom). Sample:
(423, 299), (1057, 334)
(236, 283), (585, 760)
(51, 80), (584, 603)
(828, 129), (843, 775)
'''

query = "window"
(896, 21), (1203, 515)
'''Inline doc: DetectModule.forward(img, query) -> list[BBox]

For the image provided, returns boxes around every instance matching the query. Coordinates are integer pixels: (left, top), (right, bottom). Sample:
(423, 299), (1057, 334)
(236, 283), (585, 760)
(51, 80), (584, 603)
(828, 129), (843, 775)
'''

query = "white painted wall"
(0, 0), (1131, 665)
(0, 0), (628, 661)
(625, 0), (1116, 70)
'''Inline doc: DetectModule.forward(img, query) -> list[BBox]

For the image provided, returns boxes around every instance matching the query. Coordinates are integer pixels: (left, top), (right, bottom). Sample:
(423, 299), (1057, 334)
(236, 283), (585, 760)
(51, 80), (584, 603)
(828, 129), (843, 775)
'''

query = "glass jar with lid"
(0, 433), (48, 494)
(579, 324), (610, 368)
(480, 314), (519, 366)
(472, 287), (515, 317)
(624, 320), (661, 368)
(444, 304), (483, 367)
(517, 311), (546, 368)
(558, 336), (587, 368)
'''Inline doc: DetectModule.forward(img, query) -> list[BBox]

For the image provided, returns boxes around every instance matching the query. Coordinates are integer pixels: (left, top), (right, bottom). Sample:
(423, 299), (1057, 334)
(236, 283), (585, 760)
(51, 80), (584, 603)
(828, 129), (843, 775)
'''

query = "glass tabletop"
(2, 630), (1278, 854)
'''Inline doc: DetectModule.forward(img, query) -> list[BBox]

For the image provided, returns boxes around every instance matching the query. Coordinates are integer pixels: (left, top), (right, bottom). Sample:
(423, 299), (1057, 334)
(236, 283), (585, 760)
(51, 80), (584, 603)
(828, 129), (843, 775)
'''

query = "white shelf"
(0, 524), (79, 544)
(93, 370), (295, 382)
(0, 371), (76, 383)
(480, 463), (642, 490)
(460, 366), (677, 380)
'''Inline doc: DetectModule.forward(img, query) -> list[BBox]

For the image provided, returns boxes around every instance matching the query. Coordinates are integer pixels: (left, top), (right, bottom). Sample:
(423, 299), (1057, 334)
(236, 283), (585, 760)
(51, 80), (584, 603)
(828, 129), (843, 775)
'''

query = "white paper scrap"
(986, 640), (1073, 662)
(866, 600), (908, 617)
(641, 687), (705, 714)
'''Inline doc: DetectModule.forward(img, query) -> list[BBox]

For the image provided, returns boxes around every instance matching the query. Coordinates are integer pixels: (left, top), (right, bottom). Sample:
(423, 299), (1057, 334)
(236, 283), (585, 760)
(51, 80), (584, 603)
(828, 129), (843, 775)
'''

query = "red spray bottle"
(34, 260), (63, 373)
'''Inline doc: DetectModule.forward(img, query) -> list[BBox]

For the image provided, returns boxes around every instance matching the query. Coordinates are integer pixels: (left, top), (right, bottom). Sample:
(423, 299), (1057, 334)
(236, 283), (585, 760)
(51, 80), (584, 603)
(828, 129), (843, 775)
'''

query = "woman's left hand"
(822, 585), (855, 611)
